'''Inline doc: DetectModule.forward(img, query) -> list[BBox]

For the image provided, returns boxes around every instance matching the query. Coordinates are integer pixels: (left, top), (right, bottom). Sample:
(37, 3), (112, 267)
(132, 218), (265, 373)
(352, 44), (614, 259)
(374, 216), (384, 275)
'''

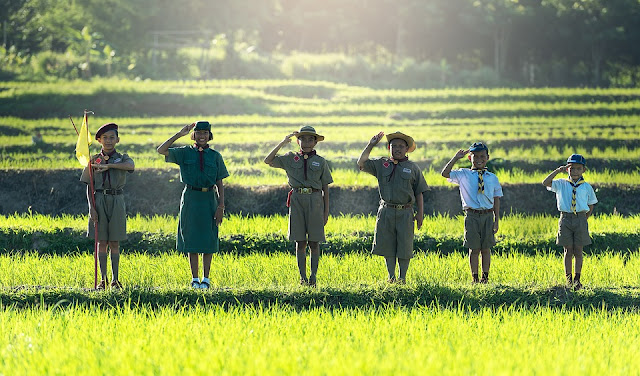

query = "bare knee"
(108, 241), (120, 253)
(469, 249), (481, 256)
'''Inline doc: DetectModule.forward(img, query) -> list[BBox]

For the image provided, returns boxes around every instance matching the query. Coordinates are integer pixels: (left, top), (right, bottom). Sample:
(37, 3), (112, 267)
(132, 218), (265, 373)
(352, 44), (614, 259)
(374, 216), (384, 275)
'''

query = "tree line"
(1, 0), (639, 87)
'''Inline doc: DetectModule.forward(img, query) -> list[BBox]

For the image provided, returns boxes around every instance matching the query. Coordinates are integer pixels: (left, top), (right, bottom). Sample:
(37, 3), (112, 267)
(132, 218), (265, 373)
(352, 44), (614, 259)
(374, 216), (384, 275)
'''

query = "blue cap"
(469, 142), (489, 153)
(567, 154), (586, 165)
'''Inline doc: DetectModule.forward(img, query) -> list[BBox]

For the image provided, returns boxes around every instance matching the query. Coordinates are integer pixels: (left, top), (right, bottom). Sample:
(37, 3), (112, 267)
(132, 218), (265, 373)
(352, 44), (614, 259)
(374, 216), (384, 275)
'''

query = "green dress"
(166, 145), (229, 253)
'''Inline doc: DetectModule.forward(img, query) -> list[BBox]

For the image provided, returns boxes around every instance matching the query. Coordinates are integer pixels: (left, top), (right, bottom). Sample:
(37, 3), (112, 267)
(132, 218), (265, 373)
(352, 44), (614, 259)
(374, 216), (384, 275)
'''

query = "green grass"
(1, 304), (639, 375)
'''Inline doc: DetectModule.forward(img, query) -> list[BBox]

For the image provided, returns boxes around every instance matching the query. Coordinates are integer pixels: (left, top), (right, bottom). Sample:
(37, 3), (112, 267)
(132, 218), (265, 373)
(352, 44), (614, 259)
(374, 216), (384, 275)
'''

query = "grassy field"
(2, 304), (640, 376)
(2, 80), (640, 374)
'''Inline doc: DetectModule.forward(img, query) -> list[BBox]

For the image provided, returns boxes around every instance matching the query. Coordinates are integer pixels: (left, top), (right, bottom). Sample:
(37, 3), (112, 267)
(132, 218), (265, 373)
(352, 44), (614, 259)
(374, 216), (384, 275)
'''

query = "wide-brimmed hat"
(386, 131), (416, 152)
(95, 123), (118, 140)
(295, 125), (324, 141)
(567, 154), (586, 165)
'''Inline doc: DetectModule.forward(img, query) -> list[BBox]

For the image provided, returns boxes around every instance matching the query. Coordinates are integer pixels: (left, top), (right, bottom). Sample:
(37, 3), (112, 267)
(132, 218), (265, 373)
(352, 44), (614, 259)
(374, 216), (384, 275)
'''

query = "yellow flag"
(75, 114), (92, 166)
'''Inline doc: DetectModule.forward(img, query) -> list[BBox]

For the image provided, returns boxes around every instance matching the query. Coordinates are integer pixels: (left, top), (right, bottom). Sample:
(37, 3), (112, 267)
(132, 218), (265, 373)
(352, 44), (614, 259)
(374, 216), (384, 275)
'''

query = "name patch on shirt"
(113, 158), (122, 163)
(402, 168), (411, 173)
(311, 161), (320, 167)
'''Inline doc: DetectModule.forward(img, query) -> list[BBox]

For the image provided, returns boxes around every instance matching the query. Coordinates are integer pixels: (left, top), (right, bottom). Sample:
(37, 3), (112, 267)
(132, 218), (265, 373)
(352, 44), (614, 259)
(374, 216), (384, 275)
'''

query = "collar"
(298, 149), (316, 160)
(99, 149), (117, 162)
(390, 156), (408, 165)
(567, 176), (585, 185)
(193, 144), (210, 152)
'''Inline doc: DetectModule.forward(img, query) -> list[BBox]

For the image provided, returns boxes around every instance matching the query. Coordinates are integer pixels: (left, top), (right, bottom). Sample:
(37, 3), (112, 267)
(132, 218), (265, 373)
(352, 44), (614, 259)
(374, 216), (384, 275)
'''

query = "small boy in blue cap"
(441, 142), (503, 284)
(543, 154), (597, 290)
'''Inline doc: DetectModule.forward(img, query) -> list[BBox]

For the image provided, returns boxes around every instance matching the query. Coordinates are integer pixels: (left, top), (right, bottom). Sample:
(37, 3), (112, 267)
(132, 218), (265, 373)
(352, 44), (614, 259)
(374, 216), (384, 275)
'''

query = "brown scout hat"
(386, 131), (416, 152)
(295, 125), (325, 142)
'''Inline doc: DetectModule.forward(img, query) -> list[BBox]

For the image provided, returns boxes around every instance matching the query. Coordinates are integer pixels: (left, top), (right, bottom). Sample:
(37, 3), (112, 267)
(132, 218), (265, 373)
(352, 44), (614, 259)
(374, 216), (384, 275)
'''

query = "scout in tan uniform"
(80, 123), (135, 290)
(357, 131), (428, 284)
(264, 125), (333, 287)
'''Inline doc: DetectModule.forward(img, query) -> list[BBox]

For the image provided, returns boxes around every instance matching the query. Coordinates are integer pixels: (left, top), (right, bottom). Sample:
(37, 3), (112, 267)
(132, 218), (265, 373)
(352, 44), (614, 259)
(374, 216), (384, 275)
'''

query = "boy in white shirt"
(543, 154), (597, 290)
(441, 142), (503, 284)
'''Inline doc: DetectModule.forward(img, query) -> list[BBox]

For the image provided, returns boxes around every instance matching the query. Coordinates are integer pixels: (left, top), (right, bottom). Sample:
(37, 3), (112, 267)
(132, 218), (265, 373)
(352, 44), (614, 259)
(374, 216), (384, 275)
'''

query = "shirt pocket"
(204, 158), (219, 181)
(307, 161), (322, 181)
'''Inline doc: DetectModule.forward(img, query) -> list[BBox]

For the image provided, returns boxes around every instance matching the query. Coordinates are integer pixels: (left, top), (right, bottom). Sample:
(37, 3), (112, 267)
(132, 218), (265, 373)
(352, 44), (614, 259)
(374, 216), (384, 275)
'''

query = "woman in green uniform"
(157, 121), (229, 289)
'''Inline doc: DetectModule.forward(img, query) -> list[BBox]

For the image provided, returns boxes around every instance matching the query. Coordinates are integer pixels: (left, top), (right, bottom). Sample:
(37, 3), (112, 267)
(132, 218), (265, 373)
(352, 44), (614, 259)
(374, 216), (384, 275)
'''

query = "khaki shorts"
(87, 193), (127, 242)
(556, 212), (591, 247)
(288, 190), (326, 242)
(372, 205), (415, 259)
(463, 211), (495, 250)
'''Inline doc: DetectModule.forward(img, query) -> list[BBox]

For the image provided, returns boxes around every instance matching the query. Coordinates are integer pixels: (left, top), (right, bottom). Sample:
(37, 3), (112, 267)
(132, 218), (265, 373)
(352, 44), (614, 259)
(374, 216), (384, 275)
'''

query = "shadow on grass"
(2, 283), (639, 311)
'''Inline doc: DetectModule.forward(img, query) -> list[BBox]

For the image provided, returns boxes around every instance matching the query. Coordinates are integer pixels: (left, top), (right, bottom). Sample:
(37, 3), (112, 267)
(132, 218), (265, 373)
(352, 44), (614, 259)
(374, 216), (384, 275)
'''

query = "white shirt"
(448, 169), (503, 210)
(548, 178), (598, 213)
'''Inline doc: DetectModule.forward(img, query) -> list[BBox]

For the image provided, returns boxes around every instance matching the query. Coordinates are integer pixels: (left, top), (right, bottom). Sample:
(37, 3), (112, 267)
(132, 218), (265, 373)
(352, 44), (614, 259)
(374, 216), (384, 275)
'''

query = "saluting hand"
(454, 149), (469, 160)
(369, 132), (384, 146)
(177, 122), (196, 138)
(282, 132), (297, 144)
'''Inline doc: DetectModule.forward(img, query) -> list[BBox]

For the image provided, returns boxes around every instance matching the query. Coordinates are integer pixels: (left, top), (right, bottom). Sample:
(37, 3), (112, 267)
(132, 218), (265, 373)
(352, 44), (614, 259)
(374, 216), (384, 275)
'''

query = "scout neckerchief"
(567, 176), (585, 214)
(473, 168), (487, 194)
(387, 156), (409, 181)
(98, 149), (117, 188)
(297, 149), (316, 180)
(194, 143), (209, 172)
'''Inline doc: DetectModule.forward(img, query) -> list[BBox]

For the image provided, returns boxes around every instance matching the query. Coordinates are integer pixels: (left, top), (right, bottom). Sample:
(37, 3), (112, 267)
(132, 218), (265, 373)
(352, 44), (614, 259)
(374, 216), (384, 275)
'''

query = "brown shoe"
(111, 280), (123, 289)
(96, 280), (107, 290)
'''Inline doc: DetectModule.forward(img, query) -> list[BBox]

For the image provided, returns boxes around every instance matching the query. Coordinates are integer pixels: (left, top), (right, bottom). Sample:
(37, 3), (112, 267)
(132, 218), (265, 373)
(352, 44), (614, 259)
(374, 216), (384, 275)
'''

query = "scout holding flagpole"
(72, 110), (99, 289)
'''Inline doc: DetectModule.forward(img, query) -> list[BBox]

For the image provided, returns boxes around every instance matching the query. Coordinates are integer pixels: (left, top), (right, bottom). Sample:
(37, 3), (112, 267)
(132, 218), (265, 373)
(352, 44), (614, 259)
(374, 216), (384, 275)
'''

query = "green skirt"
(177, 187), (219, 253)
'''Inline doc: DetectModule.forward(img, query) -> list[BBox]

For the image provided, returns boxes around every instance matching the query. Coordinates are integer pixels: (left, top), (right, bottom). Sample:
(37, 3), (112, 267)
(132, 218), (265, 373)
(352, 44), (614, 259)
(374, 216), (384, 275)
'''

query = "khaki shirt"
(271, 152), (333, 189)
(80, 151), (134, 189)
(361, 157), (428, 205)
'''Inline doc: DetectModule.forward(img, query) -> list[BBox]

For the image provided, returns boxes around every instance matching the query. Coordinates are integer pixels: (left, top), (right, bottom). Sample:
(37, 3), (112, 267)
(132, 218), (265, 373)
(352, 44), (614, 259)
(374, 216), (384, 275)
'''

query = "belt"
(186, 185), (215, 192)
(294, 187), (321, 194)
(560, 211), (587, 216)
(382, 202), (412, 210)
(95, 188), (123, 195)
(465, 208), (493, 214)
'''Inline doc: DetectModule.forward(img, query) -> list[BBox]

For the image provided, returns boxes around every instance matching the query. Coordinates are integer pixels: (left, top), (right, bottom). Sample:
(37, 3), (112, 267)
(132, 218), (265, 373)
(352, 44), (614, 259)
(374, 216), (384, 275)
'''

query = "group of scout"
(83, 121), (597, 290)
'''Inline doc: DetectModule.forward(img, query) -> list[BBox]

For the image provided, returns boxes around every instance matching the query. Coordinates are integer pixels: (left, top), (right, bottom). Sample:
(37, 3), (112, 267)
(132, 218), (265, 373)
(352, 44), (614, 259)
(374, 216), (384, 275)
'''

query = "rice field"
(2, 80), (640, 374)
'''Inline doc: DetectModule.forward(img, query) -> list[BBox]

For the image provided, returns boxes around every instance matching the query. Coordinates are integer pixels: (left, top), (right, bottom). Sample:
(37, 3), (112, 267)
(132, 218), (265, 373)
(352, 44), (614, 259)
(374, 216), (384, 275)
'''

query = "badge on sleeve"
(383, 162), (390, 168)
(293, 155), (300, 162)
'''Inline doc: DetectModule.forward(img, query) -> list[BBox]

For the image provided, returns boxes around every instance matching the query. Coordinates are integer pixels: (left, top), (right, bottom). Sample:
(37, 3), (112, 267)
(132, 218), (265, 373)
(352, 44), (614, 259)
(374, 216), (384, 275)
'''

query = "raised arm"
(157, 123), (195, 156)
(264, 132), (297, 165)
(542, 165), (568, 187)
(357, 132), (384, 170)
(441, 149), (468, 178)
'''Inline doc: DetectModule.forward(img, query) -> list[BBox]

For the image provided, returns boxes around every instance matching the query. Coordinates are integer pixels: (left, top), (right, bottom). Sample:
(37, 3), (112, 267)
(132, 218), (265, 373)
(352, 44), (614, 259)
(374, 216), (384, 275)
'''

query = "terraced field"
(1, 80), (640, 375)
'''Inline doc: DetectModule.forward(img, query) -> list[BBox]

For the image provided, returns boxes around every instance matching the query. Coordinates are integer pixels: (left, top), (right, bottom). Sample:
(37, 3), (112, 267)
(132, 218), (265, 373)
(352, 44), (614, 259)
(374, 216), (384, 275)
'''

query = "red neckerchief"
(388, 156), (408, 181)
(298, 149), (317, 180)
(194, 144), (210, 172)
(100, 149), (117, 187)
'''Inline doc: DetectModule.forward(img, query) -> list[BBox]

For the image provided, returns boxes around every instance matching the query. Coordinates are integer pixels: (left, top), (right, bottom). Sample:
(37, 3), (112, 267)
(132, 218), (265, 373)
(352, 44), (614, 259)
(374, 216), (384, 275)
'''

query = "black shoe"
(300, 277), (309, 286)
(308, 275), (317, 287)
(574, 281), (583, 290)
(96, 280), (107, 290)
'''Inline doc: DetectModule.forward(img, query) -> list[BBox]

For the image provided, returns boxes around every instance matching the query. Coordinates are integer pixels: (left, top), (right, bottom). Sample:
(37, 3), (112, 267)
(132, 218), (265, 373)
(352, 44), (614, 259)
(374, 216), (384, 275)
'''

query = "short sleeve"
(548, 179), (561, 193)
(166, 147), (185, 165)
(413, 170), (428, 194)
(447, 169), (462, 184)
(321, 160), (333, 185)
(216, 153), (230, 181)
(121, 153), (135, 173)
(492, 178), (503, 198)
(270, 154), (287, 170)
(587, 185), (598, 205)
(80, 165), (91, 184)
(360, 159), (378, 176)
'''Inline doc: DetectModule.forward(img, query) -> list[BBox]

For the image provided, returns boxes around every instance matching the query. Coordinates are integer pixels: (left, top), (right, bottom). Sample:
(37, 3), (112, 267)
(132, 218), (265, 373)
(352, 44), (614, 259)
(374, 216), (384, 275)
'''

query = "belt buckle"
(201, 187), (209, 192)
(301, 188), (311, 194)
